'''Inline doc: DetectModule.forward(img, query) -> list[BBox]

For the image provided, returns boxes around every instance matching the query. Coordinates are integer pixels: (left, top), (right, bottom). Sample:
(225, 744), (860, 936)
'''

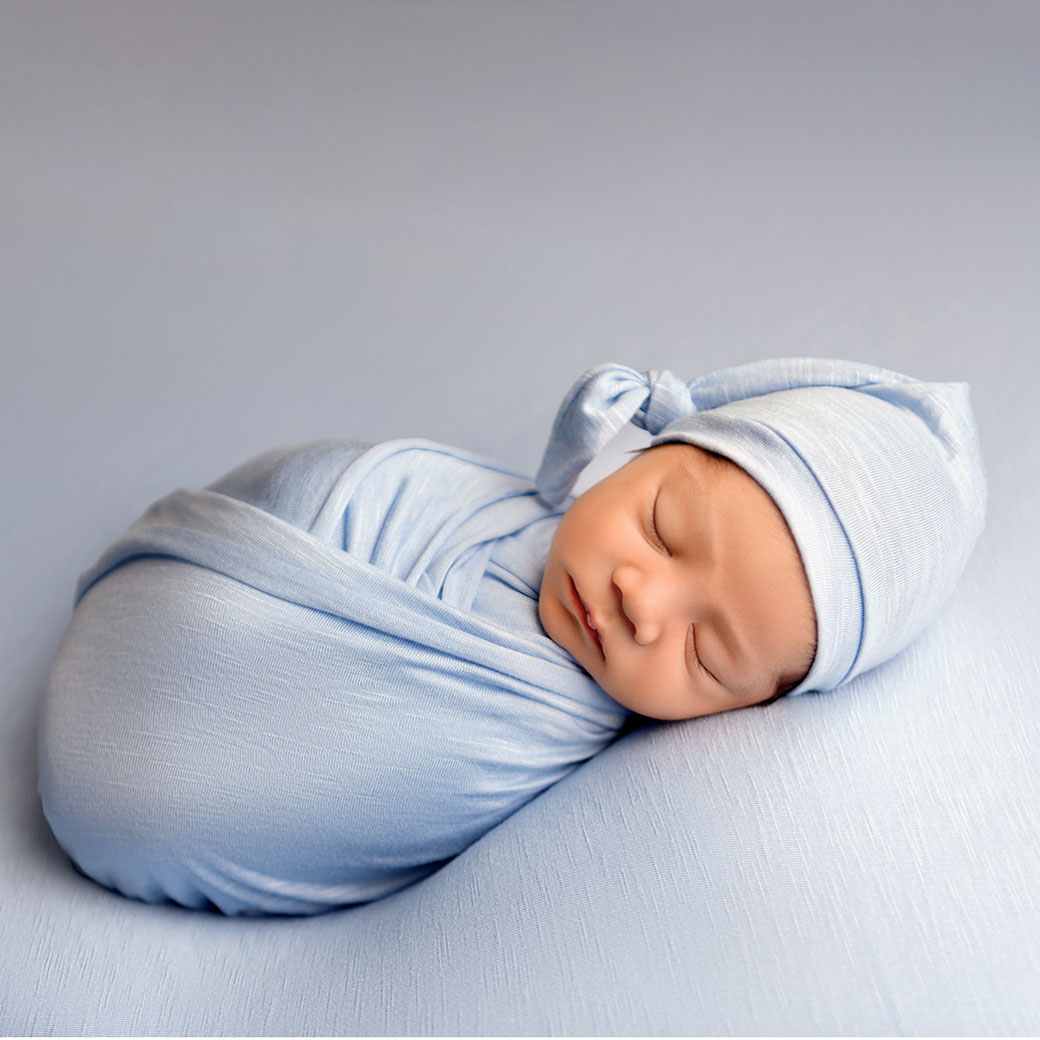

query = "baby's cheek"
(536, 590), (556, 642)
(597, 659), (660, 716)
(606, 648), (706, 720)
(537, 575), (575, 656)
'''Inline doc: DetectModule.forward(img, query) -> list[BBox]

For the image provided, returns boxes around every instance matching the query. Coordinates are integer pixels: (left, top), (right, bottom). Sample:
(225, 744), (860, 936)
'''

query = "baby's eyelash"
(647, 492), (670, 555)
(686, 626), (702, 671)
(687, 626), (718, 683)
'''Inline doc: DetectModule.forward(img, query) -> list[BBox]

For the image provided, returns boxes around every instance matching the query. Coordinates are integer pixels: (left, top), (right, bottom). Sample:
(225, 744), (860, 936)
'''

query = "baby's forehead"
(595, 441), (749, 516)
(650, 440), (740, 491)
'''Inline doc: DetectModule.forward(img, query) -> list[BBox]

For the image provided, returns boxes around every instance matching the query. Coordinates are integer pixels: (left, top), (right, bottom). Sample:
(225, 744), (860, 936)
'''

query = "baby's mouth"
(568, 576), (604, 657)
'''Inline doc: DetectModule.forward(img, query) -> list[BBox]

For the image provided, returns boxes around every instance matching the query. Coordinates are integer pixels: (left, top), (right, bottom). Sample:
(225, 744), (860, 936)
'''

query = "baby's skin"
(539, 442), (817, 720)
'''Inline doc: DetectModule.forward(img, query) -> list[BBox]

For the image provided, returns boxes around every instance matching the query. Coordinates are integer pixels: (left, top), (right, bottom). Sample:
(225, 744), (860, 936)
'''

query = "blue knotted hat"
(535, 358), (987, 696)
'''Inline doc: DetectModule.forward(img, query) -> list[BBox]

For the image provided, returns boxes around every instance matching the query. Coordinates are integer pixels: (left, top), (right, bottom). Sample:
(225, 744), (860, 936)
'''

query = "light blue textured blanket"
(38, 437), (629, 914)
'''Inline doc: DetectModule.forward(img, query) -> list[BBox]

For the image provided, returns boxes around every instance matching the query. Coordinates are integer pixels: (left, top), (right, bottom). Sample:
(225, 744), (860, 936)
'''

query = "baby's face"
(539, 442), (816, 720)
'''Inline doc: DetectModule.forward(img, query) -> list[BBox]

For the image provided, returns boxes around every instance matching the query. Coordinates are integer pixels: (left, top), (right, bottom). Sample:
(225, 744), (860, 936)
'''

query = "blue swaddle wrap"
(38, 438), (629, 915)
(38, 357), (985, 916)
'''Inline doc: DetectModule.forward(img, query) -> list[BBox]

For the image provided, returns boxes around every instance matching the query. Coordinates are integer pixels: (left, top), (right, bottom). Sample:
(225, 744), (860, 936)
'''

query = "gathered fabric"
(39, 438), (629, 915)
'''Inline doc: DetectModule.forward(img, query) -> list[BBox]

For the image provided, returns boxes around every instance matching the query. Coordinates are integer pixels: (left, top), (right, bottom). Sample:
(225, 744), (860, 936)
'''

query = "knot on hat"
(642, 369), (696, 433)
(535, 365), (696, 506)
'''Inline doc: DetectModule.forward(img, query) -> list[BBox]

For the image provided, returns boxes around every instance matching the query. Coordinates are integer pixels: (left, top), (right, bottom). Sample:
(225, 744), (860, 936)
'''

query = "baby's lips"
(568, 575), (605, 658)
(584, 609), (604, 655)
(580, 602), (606, 659)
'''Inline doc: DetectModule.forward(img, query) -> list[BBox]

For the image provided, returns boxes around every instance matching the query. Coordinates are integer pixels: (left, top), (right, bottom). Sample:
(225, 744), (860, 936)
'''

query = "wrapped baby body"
(38, 357), (986, 916)
(38, 438), (630, 915)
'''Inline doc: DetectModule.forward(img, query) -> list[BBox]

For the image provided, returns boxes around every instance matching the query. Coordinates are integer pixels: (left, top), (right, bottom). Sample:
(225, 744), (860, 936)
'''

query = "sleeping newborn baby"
(37, 358), (986, 915)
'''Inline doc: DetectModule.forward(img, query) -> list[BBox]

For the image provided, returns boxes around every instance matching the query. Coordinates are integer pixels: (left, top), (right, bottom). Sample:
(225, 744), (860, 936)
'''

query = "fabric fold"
(41, 437), (629, 916)
(535, 364), (697, 506)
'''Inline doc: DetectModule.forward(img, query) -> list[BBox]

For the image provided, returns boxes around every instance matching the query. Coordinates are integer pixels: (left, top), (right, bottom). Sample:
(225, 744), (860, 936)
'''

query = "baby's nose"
(612, 564), (664, 645)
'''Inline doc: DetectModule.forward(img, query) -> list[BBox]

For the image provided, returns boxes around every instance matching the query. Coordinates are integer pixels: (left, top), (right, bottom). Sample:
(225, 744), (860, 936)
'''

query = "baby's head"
(535, 359), (987, 721)
(539, 442), (816, 719)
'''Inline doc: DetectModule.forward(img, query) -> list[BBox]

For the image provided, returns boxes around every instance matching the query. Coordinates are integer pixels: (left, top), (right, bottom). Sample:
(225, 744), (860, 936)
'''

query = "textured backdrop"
(2, 1), (1038, 1034)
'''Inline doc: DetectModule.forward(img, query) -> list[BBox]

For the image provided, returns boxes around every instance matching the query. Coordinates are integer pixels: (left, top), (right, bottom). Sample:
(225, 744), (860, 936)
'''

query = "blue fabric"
(37, 357), (986, 917)
(37, 438), (628, 915)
